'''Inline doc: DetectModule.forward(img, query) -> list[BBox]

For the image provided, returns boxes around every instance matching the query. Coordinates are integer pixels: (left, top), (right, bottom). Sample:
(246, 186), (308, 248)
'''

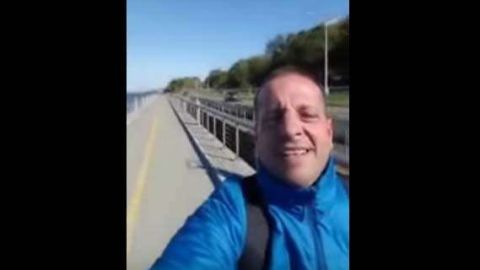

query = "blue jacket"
(150, 158), (349, 270)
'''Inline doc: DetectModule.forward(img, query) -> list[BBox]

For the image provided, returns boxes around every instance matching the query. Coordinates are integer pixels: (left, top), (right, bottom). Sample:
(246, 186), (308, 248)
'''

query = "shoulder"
(331, 175), (349, 236)
(189, 175), (248, 230)
(208, 175), (246, 208)
(333, 175), (349, 212)
(152, 176), (250, 269)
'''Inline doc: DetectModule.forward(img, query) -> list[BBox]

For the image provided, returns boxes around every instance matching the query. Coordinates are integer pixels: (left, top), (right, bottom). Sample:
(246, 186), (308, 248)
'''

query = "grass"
(327, 91), (349, 107)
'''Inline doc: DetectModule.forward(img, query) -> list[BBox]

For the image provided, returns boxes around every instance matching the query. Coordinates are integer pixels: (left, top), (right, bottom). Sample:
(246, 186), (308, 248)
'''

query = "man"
(150, 66), (349, 270)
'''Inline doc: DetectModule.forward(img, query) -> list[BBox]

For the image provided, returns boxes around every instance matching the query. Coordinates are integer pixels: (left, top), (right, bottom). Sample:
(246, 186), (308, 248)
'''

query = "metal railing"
(175, 95), (349, 175)
(193, 96), (348, 153)
(127, 92), (158, 125)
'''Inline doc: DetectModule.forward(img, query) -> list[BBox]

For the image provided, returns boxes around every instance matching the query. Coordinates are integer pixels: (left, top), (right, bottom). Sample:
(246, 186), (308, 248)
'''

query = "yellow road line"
(127, 116), (158, 256)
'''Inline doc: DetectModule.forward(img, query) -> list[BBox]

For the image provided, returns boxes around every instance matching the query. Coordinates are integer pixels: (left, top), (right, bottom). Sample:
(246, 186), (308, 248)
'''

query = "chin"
(280, 169), (317, 188)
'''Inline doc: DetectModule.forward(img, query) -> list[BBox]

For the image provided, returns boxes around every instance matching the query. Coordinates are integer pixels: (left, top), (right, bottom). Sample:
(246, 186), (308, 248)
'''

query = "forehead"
(259, 73), (324, 110)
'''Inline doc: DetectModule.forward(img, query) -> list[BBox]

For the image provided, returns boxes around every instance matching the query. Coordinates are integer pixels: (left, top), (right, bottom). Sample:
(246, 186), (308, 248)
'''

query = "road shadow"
(169, 99), (223, 187)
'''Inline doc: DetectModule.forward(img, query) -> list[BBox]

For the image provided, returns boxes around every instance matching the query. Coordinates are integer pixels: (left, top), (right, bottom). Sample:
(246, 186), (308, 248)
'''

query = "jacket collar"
(256, 157), (340, 215)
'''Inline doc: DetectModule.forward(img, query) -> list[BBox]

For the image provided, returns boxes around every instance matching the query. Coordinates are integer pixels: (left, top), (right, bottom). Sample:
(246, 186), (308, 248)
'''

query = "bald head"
(254, 66), (326, 120)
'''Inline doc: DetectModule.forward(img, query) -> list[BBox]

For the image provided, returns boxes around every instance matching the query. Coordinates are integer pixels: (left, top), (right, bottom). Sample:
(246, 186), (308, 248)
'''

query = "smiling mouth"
(281, 148), (312, 157)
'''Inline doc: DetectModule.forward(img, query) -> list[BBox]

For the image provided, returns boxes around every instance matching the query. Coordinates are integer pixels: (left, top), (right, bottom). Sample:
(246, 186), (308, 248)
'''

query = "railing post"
(213, 117), (217, 138)
(196, 98), (201, 123)
(223, 120), (226, 146)
(235, 124), (240, 158)
(207, 112), (210, 132)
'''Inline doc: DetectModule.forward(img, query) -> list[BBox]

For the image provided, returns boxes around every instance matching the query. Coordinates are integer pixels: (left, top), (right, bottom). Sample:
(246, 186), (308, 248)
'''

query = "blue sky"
(127, 0), (349, 92)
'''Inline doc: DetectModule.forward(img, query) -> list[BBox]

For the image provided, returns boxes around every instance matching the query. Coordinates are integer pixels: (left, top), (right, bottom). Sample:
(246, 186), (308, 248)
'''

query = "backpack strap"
(238, 174), (347, 269)
(238, 175), (272, 270)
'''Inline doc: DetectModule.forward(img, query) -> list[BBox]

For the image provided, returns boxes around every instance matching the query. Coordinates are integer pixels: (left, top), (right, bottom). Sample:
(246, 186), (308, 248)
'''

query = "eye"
(262, 109), (282, 122)
(303, 112), (318, 117)
(301, 110), (318, 117)
(264, 112), (281, 122)
(300, 109), (321, 122)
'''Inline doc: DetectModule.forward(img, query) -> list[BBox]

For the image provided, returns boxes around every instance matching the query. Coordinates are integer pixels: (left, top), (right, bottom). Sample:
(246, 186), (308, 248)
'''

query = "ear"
(326, 117), (334, 142)
(325, 118), (335, 153)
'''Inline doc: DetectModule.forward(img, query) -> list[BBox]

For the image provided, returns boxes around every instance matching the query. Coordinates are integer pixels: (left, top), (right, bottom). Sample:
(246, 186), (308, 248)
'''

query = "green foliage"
(205, 69), (229, 89)
(167, 16), (349, 94)
(166, 77), (202, 92)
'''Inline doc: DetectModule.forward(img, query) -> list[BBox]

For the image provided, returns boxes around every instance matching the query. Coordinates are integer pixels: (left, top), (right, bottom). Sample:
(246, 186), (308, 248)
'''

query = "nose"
(279, 110), (302, 140)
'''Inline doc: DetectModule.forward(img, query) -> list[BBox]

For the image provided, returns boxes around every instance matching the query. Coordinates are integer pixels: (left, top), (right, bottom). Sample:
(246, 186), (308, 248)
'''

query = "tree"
(228, 60), (251, 90)
(204, 69), (229, 89)
(166, 76), (202, 92)
(327, 17), (349, 84)
(246, 55), (271, 86)
(170, 15), (349, 93)
(265, 34), (288, 57)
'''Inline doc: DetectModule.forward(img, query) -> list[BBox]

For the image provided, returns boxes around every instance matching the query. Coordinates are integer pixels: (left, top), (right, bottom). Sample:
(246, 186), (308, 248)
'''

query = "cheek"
(257, 126), (275, 141)
(306, 124), (333, 145)
(256, 130), (274, 151)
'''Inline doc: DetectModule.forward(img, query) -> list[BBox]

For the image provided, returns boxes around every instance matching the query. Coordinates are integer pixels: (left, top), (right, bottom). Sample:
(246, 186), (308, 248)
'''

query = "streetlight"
(324, 17), (340, 96)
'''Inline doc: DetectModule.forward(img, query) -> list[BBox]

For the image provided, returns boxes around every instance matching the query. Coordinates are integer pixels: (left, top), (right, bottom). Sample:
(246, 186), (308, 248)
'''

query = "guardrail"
(127, 92), (158, 125)
(174, 95), (349, 176)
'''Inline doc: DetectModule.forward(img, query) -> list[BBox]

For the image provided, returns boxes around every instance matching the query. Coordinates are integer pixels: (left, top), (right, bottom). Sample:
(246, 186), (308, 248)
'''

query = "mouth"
(280, 147), (312, 157)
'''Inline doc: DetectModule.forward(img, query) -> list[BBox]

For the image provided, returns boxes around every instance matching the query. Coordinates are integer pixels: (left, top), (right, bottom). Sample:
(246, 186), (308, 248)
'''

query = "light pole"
(324, 17), (340, 96)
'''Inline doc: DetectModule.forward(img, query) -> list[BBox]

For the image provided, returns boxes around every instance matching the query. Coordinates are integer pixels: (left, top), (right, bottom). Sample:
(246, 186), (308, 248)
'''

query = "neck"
(255, 159), (330, 189)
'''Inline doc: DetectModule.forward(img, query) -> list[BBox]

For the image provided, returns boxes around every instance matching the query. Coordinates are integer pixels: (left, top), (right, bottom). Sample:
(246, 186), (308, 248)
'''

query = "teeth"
(284, 149), (308, 156)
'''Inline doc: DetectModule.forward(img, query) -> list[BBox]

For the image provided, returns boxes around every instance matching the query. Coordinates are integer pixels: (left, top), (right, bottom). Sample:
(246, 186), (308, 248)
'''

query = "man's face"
(255, 73), (333, 187)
